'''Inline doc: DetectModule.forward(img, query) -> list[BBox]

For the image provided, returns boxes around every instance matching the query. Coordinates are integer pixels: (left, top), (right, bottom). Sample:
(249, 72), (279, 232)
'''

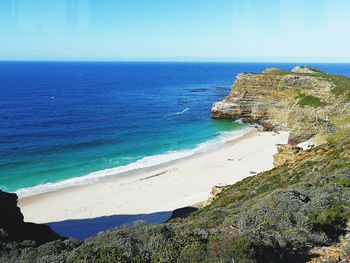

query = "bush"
(310, 204), (349, 239)
(180, 243), (207, 263)
(298, 94), (327, 108)
(209, 236), (256, 263)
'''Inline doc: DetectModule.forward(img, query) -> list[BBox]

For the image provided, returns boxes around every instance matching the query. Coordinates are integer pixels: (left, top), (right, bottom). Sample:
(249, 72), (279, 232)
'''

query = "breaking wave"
(16, 125), (253, 198)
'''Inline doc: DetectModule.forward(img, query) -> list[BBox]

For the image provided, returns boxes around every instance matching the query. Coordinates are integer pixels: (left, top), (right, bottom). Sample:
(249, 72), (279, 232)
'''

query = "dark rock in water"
(0, 190), (61, 245)
(215, 86), (228, 91)
(189, 88), (209, 93)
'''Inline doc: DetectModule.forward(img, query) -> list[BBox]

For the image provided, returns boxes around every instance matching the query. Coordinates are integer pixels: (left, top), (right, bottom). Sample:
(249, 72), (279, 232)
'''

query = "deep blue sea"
(1, 62), (350, 196)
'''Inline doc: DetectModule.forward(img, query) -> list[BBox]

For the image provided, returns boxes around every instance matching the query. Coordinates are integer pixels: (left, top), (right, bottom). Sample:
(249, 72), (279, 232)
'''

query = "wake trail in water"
(170, 108), (190, 116)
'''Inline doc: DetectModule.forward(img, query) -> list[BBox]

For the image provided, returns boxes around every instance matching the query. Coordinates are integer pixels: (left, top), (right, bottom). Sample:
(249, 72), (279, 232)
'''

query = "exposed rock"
(263, 68), (285, 74)
(297, 137), (316, 150)
(292, 66), (326, 74)
(206, 185), (228, 205)
(212, 66), (350, 145)
(273, 144), (303, 166)
(308, 224), (350, 263)
(211, 185), (226, 198)
(0, 190), (61, 245)
(200, 185), (229, 207)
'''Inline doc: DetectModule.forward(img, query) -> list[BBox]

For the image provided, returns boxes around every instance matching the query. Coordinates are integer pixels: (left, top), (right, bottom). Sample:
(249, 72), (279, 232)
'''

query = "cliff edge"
(212, 66), (350, 145)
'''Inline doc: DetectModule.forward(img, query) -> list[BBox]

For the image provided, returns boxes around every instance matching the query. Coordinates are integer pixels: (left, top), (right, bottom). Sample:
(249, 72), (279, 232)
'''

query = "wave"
(170, 108), (190, 115)
(16, 125), (254, 198)
(234, 118), (245, 125)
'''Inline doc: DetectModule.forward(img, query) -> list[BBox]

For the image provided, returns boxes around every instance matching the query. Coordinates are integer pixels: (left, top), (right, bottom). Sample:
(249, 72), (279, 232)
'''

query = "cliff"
(0, 190), (61, 245)
(212, 66), (350, 145)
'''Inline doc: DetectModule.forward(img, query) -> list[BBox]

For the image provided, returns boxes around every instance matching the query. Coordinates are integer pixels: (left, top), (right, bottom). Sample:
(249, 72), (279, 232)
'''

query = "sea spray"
(170, 108), (190, 116)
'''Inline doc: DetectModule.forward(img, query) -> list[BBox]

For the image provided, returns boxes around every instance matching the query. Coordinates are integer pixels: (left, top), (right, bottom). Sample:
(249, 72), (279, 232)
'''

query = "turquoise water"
(0, 62), (248, 195)
(1, 62), (349, 196)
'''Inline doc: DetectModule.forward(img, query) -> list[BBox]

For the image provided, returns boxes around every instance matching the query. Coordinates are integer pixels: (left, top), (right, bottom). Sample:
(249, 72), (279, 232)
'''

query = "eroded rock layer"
(212, 66), (350, 144)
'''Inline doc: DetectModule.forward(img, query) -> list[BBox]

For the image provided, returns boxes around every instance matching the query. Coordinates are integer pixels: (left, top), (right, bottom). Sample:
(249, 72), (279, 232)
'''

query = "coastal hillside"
(1, 66), (350, 263)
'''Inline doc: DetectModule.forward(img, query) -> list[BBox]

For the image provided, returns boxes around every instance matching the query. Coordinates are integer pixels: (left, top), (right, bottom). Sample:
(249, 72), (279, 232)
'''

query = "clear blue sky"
(0, 0), (349, 62)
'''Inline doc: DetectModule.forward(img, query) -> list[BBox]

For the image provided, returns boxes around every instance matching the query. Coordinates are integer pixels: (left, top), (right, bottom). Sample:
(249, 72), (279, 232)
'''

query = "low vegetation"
(298, 94), (327, 108)
(264, 69), (350, 102)
(1, 130), (350, 262)
(330, 76), (350, 101)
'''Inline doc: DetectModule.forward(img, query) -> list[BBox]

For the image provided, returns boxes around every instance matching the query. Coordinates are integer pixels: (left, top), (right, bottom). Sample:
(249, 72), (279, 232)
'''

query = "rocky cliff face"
(0, 190), (61, 245)
(212, 66), (350, 145)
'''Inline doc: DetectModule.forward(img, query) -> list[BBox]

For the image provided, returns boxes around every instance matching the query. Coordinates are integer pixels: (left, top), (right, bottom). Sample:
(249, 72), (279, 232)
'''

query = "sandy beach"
(19, 130), (289, 224)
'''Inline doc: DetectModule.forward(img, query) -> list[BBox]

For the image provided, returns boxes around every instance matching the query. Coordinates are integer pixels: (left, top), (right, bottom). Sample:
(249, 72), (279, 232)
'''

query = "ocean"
(1, 62), (350, 196)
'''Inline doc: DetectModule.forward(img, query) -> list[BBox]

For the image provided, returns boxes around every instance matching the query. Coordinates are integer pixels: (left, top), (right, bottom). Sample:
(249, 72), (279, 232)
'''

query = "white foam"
(16, 125), (254, 198)
(171, 108), (190, 115)
(234, 118), (245, 125)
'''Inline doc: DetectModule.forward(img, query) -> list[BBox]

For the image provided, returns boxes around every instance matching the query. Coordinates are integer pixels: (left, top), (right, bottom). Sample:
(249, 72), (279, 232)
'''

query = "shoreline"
(16, 125), (252, 198)
(18, 130), (289, 225)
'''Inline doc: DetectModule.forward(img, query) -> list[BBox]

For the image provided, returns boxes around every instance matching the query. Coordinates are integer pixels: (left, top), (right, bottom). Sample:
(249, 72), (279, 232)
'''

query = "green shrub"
(298, 94), (327, 108)
(331, 76), (350, 101)
(180, 243), (207, 263)
(209, 236), (256, 263)
(310, 204), (349, 239)
(333, 177), (350, 187)
(96, 247), (128, 263)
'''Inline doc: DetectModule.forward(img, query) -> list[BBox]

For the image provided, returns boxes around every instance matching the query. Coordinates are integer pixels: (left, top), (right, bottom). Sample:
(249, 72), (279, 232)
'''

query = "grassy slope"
(298, 94), (327, 107)
(264, 70), (350, 102)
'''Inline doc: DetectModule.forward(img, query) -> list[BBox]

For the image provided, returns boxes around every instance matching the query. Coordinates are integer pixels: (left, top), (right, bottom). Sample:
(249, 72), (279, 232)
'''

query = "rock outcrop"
(273, 144), (302, 166)
(308, 224), (350, 263)
(291, 66), (326, 74)
(0, 190), (61, 245)
(212, 66), (350, 145)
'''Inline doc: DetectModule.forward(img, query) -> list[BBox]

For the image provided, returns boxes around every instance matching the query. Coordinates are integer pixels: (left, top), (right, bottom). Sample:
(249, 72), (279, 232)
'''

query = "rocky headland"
(1, 66), (350, 263)
(212, 66), (350, 145)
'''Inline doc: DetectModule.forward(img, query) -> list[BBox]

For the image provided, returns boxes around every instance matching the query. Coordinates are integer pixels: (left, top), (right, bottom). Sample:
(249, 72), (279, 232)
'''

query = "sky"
(0, 0), (350, 62)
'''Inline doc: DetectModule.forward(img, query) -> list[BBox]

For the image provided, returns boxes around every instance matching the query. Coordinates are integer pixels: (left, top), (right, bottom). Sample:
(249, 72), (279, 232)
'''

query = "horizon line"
(0, 59), (350, 64)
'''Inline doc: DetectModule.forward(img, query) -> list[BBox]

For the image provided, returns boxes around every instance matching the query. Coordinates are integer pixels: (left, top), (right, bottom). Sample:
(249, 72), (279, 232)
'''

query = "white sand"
(18, 130), (289, 224)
